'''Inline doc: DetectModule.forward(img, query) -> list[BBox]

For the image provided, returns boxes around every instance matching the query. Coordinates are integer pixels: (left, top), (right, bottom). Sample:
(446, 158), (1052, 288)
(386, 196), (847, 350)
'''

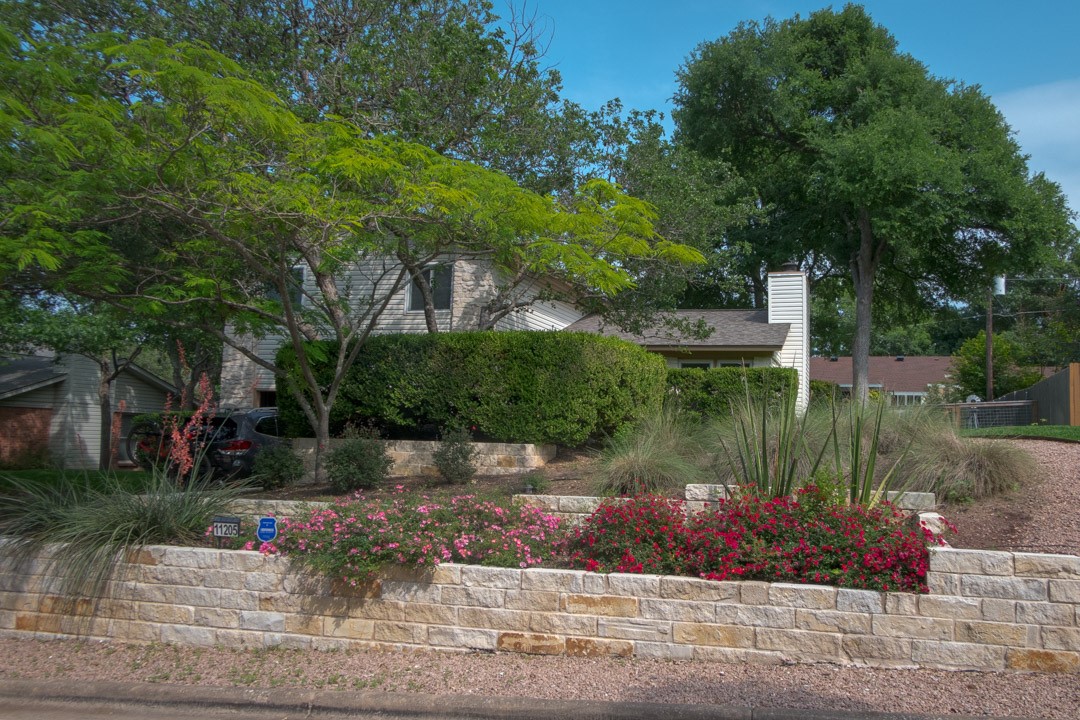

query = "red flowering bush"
(559, 487), (946, 593)
(558, 495), (689, 575)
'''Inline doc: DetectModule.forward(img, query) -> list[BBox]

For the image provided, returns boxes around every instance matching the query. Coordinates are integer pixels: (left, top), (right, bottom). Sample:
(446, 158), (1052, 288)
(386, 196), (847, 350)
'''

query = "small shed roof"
(0, 356), (67, 401)
(565, 310), (790, 351)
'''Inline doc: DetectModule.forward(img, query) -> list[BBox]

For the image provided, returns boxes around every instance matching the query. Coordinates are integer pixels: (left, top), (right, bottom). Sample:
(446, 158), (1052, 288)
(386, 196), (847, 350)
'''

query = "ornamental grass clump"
(592, 406), (708, 496)
(897, 433), (1034, 500)
(0, 468), (247, 597)
(270, 491), (561, 585)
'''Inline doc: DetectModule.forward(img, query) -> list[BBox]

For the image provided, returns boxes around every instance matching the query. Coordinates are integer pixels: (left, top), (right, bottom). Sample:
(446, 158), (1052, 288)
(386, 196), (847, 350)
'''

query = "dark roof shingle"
(565, 310), (790, 349)
(0, 356), (67, 400)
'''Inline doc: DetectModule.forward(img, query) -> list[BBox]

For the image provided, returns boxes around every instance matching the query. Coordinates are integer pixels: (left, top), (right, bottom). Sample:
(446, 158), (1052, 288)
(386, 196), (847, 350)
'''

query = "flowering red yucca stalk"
(164, 373), (216, 483)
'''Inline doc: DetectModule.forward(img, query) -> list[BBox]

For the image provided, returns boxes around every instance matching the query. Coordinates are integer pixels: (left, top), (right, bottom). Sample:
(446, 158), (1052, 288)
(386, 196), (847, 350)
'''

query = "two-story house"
(220, 259), (809, 412)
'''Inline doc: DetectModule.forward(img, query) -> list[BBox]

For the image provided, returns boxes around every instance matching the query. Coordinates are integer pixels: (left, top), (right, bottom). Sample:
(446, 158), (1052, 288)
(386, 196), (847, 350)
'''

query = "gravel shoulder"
(1, 439), (1078, 719)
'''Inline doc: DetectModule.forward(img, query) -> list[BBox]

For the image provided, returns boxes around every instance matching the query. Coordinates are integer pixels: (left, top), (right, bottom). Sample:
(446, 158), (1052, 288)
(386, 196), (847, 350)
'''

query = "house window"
(266, 267), (304, 307)
(408, 265), (452, 312)
(680, 361), (711, 370)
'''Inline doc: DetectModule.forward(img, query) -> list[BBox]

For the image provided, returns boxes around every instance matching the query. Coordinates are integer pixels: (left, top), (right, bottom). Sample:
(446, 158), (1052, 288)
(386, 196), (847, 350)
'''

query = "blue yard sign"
(256, 516), (278, 543)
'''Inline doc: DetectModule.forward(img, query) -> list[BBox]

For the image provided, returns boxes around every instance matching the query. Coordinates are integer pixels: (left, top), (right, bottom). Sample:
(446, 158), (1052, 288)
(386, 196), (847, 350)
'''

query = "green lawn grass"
(961, 425), (1080, 442)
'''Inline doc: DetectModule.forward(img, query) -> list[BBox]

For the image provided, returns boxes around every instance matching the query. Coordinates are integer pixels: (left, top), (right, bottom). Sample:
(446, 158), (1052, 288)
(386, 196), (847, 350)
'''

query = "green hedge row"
(277, 331), (667, 445)
(666, 366), (799, 421)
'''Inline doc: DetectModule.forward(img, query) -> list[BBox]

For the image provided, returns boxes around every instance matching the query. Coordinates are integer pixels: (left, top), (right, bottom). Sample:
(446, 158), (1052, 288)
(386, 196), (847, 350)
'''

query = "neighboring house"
(0, 354), (177, 469)
(809, 355), (954, 405)
(221, 260), (810, 411)
(567, 268), (810, 410)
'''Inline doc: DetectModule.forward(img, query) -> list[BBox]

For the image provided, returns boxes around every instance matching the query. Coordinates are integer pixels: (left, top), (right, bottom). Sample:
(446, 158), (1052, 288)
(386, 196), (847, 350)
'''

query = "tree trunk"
(314, 408), (331, 484)
(849, 209), (882, 405)
(97, 361), (113, 472)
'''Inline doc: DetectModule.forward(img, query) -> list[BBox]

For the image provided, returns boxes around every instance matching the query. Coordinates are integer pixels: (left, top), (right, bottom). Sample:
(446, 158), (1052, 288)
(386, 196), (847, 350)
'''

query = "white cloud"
(994, 79), (1080, 215)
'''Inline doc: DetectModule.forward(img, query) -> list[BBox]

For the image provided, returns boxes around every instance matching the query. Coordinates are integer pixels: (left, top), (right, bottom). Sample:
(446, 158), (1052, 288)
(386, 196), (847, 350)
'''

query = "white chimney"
(767, 264), (810, 412)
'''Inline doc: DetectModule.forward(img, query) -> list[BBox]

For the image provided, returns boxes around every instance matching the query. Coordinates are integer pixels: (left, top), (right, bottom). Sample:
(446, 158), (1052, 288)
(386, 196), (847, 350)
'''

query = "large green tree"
(0, 0), (588, 194)
(0, 32), (701, 455)
(949, 331), (1044, 401)
(674, 4), (1076, 401)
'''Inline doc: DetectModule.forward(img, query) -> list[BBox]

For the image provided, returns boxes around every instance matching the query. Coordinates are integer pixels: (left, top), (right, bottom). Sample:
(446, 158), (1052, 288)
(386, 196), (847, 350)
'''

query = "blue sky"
(528, 1), (1080, 215)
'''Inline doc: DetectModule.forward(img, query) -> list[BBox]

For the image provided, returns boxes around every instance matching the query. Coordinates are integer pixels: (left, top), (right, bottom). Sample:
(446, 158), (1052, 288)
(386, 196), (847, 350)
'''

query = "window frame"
(407, 265), (453, 312)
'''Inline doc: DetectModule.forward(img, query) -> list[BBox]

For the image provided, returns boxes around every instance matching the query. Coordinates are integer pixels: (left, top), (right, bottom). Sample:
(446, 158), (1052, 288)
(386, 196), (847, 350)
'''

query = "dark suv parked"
(127, 407), (285, 480)
(205, 408), (285, 478)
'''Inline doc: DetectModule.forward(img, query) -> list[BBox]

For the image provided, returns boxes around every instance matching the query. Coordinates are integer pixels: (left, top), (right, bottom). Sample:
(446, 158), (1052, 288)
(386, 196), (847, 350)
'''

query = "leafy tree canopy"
(0, 30), (701, 451)
(674, 4), (1077, 401)
(0, 0), (589, 194)
(948, 331), (1044, 402)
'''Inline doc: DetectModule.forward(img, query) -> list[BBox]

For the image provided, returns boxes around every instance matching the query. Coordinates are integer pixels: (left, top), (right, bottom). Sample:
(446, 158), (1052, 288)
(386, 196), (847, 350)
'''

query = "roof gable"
(0, 356), (67, 400)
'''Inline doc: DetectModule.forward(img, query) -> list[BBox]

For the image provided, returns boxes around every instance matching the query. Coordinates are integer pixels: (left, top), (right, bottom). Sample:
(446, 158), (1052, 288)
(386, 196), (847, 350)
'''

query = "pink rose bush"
(266, 491), (561, 585)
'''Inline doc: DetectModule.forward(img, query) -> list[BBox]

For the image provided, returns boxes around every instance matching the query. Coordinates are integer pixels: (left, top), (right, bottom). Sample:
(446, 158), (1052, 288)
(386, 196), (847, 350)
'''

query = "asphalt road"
(0, 680), (1037, 720)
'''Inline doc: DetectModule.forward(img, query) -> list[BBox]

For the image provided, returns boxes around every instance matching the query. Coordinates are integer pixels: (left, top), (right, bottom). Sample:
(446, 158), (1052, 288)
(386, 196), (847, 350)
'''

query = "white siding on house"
(766, 270), (810, 412)
(50, 355), (100, 469)
(1, 355), (173, 469)
(113, 373), (172, 414)
(222, 257), (586, 403)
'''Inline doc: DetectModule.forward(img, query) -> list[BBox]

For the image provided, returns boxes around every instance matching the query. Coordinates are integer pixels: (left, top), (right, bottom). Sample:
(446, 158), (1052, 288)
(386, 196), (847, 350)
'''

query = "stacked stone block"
(1, 543), (1077, 672)
(517, 489), (937, 527)
(293, 439), (556, 478)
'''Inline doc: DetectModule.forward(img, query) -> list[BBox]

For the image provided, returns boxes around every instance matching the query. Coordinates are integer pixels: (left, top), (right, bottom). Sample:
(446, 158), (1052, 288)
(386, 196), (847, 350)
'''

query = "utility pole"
(985, 287), (994, 401)
(985, 276), (1006, 401)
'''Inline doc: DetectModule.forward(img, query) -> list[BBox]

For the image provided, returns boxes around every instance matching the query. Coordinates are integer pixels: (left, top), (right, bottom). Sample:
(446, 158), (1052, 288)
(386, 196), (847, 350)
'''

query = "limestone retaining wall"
(518, 489), (937, 526)
(292, 439), (555, 478)
(1, 545), (1077, 672)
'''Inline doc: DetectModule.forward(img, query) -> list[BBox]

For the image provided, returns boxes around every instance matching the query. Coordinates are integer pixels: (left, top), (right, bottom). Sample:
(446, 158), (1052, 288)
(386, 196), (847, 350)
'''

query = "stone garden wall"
(292, 439), (556, 478)
(1, 543), (1078, 673)
(519, 487), (938, 526)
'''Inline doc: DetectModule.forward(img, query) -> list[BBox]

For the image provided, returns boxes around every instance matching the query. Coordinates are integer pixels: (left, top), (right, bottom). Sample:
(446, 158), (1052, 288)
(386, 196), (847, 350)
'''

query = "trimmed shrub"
(251, 444), (305, 490)
(277, 331), (667, 445)
(666, 367), (798, 423)
(433, 424), (477, 485)
(324, 427), (393, 494)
